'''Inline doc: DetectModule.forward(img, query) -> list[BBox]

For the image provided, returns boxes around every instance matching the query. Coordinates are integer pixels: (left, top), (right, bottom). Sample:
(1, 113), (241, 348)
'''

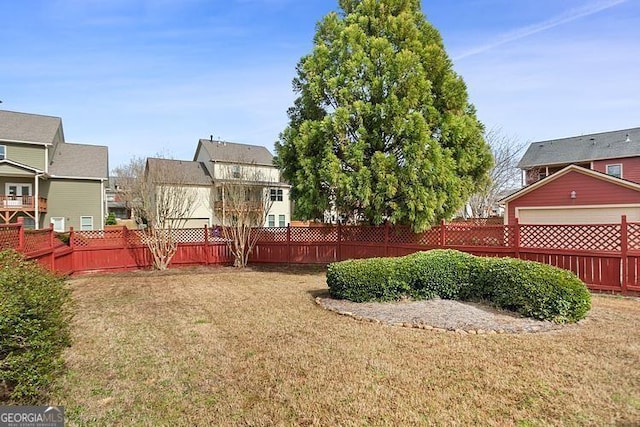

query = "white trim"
(100, 180), (105, 230)
(48, 175), (107, 181)
(516, 204), (640, 225)
(606, 163), (623, 179)
(0, 158), (44, 174)
(0, 138), (53, 146)
(44, 146), (49, 174)
(0, 145), (5, 160)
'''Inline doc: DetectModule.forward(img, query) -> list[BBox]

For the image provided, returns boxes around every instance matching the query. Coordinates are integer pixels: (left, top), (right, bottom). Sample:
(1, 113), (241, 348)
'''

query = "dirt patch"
(317, 296), (571, 333)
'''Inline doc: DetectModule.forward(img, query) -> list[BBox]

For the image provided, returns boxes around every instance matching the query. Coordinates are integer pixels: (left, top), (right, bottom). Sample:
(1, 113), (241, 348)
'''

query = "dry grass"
(53, 266), (640, 426)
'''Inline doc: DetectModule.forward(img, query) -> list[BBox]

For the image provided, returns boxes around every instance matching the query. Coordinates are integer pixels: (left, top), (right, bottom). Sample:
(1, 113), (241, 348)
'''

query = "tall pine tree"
(275, 0), (492, 231)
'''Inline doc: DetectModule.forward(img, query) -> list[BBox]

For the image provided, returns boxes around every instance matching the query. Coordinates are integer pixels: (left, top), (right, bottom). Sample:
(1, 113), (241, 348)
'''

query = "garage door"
(518, 206), (640, 225)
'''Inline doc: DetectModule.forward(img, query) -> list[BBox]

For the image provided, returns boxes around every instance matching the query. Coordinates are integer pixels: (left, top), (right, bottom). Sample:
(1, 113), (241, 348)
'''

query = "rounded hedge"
(0, 250), (72, 403)
(326, 250), (591, 323)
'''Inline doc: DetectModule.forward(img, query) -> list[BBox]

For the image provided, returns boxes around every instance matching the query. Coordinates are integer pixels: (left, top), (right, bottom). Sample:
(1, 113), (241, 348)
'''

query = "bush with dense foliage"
(0, 250), (72, 403)
(326, 250), (591, 323)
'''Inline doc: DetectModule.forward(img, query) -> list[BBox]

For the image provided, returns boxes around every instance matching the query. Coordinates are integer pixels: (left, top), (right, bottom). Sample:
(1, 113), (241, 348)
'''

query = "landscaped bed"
(50, 266), (640, 425)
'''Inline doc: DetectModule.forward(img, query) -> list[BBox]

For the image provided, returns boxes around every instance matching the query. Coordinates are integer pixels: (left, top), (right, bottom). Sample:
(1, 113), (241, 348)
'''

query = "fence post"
(621, 215), (628, 293)
(17, 217), (24, 251)
(204, 224), (210, 265)
(514, 217), (521, 259)
(69, 226), (75, 248)
(49, 223), (55, 248)
(439, 219), (446, 247)
(337, 222), (342, 261)
(384, 221), (390, 257)
(286, 224), (291, 265)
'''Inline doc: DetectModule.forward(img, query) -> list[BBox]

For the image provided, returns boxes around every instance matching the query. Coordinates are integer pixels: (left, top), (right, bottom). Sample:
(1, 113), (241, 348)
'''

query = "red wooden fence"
(1, 217), (639, 294)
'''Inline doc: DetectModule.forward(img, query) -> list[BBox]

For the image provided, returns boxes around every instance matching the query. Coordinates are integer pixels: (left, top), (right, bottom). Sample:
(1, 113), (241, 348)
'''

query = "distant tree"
(275, 0), (492, 231)
(112, 156), (198, 270)
(466, 129), (526, 218)
(209, 163), (275, 268)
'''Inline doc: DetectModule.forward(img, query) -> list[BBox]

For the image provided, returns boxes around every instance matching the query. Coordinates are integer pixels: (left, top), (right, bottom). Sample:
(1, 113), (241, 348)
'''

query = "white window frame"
(270, 188), (283, 202)
(606, 163), (622, 179)
(278, 214), (286, 227)
(80, 216), (94, 231)
(267, 214), (275, 227)
(5, 183), (32, 197)
(0, 145), (5, 160)
(51, 217), (65, 232)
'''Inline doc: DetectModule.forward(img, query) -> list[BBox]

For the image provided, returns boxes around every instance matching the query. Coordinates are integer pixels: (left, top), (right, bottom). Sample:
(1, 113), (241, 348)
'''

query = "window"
(51, 217), (65, 232)
(232, 165), (241, 179)
(267, 214), (275, 227)
(270, 188), (283, 201)
(80, 216), (93, 231)
(0, 145), (5, 160)
(278, 214), (286, 227)
(606, 164), (622, 178)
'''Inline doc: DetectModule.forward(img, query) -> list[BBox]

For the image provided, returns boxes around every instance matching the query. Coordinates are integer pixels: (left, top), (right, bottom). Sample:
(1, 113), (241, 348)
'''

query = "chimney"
(210, 135), (213, 142)
(626, 133), (631, 142)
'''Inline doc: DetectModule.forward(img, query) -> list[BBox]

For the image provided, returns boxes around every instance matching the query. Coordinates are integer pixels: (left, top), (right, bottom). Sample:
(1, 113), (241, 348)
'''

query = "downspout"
(101, 179), (106, 230)
(35, 173), (44, 229)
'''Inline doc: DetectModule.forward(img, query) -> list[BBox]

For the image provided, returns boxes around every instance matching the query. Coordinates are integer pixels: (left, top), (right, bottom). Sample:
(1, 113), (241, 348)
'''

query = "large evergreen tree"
(275, 0), (492, 231)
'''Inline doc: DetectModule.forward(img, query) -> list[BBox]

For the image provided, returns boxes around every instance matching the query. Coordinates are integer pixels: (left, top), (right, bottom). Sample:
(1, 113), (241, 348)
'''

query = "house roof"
(146, 158), (213, 186)
(501, 164), (640, 204)
(518, 127), (640, 168)
(49, 143), (109, 179)
(196, 139), (274, 166)
(0, 110), (62, 143)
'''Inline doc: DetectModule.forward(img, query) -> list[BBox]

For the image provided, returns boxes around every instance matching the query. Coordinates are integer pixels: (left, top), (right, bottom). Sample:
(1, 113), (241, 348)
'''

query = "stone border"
(315, 296), (565, 335)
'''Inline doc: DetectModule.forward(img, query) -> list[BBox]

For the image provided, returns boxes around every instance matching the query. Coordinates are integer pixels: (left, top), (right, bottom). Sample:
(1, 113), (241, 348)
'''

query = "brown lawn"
(53, 266), (640, 426)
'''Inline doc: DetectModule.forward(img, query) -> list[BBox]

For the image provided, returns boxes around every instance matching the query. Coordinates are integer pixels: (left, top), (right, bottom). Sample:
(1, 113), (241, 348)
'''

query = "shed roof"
(518, 127), (640, 168)
(0, 110), (62, 143)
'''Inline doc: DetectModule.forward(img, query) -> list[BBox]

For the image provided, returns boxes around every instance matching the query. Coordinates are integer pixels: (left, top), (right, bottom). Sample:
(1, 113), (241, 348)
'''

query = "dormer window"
(232, 165), (241, 178)
(606, 164), (622, 179)
(0, 145), (5, 160)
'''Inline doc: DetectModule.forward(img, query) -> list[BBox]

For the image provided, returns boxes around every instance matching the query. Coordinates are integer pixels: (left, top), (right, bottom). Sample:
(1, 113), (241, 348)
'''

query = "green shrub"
(105, 212), (117, 226)
(0, 250), (72, 403)
(471, 257), (591, 323)
(327, 257), (411, 302)
(326, 250), (591, 323)
(403, 250), (479, 299)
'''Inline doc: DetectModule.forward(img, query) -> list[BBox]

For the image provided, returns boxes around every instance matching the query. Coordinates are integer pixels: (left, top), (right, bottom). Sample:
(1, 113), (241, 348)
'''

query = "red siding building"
(504, 165), (640, 225)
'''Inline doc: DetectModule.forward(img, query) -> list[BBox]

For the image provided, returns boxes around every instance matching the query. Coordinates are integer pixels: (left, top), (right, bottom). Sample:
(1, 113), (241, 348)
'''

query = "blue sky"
(1, 0), (639, 169)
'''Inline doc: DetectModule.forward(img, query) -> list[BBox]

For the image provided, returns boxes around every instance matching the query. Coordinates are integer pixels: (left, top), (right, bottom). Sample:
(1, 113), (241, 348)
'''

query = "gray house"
(0, 110), (108, 231)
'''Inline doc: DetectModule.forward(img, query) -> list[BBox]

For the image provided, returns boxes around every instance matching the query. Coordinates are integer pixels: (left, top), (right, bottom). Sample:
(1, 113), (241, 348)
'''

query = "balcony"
(0, 196), (47, 224)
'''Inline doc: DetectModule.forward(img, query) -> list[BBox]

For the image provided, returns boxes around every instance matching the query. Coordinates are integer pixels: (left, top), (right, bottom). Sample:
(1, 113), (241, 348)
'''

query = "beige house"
(145, 139), (291, 228)
(0, 110), (108, 231)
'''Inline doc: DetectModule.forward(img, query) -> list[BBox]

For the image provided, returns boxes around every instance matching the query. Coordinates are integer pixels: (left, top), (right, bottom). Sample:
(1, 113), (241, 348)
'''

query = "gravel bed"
(316, 297), (568, 334)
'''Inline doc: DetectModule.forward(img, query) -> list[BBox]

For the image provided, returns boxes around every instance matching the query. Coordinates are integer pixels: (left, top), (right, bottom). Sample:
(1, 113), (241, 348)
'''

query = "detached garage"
(503, 165), (640, 225)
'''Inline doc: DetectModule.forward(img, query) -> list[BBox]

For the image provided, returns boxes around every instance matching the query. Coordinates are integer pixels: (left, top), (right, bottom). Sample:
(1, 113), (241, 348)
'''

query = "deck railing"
(0, 196), (47, 211)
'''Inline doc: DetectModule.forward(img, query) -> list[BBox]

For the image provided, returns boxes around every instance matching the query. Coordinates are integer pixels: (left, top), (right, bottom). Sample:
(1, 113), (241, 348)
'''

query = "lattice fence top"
(253, 227), (288, 242)
(388, 226), (439, 246)
(22, 230), (51, 253)
(73, 229), (126, 248)
(628, 222), (640, 251)
(520, 224), (621, 251)
(341, 225), (385, 243)
(291, 226), (338, 242)
(0, 227), (20, 250)
(445, 225), (510, 247)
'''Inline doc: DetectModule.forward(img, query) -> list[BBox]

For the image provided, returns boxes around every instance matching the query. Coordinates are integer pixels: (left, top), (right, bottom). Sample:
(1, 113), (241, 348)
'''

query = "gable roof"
(0, 110), (62, 144)
(196, 139), (274, 166)
(518, 127), (640, 168)
(146, 158), (213, 186)
(501, 164), (640, 203)
(49, 143), (109, 179)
